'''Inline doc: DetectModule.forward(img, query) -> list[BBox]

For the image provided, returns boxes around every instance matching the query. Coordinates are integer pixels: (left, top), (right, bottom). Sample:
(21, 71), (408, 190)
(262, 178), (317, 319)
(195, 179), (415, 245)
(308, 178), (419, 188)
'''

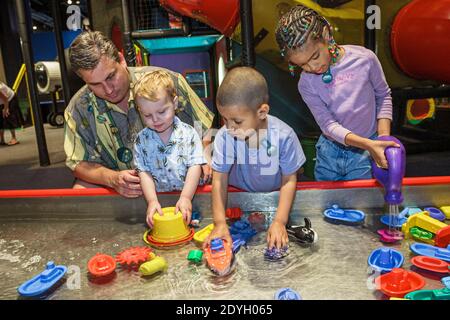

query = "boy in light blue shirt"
(133, 70), (206, 227)
(206, 67), (306, 249)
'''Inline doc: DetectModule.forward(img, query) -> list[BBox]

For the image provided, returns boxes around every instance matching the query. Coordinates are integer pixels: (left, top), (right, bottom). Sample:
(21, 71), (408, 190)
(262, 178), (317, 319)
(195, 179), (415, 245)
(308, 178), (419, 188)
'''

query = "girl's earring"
(288, 64), (297, 77)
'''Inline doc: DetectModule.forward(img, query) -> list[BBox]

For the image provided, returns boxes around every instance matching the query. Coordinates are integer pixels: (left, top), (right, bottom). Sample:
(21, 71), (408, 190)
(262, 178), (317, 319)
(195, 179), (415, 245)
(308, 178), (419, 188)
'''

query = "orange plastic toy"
(204, 238), (234, 276)
(115, 247), (152, 268)
(377, 268), (425, 298)
(226, 207), (242, 220)
(88, 253), (116, 277)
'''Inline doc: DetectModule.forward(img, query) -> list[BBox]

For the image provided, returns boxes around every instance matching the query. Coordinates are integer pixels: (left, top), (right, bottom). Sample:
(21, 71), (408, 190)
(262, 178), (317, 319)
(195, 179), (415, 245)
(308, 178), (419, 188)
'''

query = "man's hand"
(146, 201), (162, 227)
(2, 104), (9, 118)
(267, 220), (289, 249)
(203, 222), (232, 249)
(111, 170), (143, 198)
(201, 164), (212, 185)
(175, 196), (192, 225)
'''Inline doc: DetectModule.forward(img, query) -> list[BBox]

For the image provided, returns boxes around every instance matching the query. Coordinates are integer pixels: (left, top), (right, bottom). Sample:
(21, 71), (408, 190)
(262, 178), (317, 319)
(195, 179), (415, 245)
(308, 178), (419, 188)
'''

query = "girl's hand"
(146, 201), (162, 227)
(267, 221), (289, 249)
(175, 196), (192, 225)
(368, 140), (400, 169)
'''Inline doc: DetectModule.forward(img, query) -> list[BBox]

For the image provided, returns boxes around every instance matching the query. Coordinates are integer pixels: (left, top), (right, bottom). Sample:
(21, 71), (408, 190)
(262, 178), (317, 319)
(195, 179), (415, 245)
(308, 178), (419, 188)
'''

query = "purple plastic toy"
(371, 136), (406, 205)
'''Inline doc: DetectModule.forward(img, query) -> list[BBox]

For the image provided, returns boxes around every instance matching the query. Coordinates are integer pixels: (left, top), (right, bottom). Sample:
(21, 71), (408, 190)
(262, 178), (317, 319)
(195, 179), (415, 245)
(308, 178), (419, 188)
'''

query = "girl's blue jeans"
(314, 134), (376, 181)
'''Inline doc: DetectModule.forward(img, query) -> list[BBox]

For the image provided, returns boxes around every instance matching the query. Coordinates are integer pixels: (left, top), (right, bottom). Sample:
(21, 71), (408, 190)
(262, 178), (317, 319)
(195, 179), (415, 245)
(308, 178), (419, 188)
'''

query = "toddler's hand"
(267, 221), (289, 249)
(203, 223), (232, 250)
(146, 201), (162, 228)
(368, 140), (400, 169)
(200, 164), (212, 185)
(176, 196), (192, 225)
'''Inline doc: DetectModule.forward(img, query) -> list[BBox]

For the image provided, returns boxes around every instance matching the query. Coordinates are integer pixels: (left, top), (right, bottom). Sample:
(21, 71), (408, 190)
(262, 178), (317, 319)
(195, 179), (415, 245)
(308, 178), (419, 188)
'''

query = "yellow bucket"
(149, 207), (191, 243)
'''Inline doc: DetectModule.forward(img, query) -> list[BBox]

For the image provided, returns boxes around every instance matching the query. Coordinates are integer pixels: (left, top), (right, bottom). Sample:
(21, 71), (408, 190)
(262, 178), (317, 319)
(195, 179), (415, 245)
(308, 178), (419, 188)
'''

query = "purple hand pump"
(371, 136), (406, 205)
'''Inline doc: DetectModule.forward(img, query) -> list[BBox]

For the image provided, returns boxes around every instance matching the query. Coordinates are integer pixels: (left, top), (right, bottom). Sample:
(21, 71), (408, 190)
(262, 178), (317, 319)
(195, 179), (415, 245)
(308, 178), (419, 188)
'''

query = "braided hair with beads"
(275, 5), (340, 82)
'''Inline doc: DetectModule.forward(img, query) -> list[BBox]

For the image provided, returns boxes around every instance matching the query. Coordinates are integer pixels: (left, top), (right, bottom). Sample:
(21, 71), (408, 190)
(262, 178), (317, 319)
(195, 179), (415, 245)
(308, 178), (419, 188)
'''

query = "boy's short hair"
(216, 67), (269, 111)
(133, 70), (176, 102)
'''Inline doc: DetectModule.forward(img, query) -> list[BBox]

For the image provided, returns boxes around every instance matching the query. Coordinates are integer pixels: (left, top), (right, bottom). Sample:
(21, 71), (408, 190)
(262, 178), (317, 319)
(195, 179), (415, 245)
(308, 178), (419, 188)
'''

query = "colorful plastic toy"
(145, 207), (195, 247)
(231, 235), (246, 254)
(377, 229), (403, 243)
(380, 214), (407, 228)
(440, 206), (450, 219)
(371, 136), (406, 205)
(410, 256), (449, 274)
(193, 223), (214, 245)
(405, 288), (450, 300)
(274, 288), (301, 300)
(264, 247), (289, 261)
(406, 207), (423, 216)
(87, 253), (116, 277)
(323, 204), (365, 224)
(190, 210), (202, 228)
(424, 207), (446, 222)
(442, 276), (450, 288)
(402, 212), (447, 238)
(435, 225), (450, 248)
(376, 268), (425, 298)
(116, 247), (153, 267)
(204, 238), (234, 276)
(229, 220), (257, 243)
(139, 256), (168, 276)
(410, 227), (435, 244)
(187, 250), (203, 264)
(287, 217), (318, 244)
(226, 207), (243, 220)
(368, 247), (404, 273)
(248, 212), (266, 224)
(409, 243), (450, 262)
(18, 261), (67, 297)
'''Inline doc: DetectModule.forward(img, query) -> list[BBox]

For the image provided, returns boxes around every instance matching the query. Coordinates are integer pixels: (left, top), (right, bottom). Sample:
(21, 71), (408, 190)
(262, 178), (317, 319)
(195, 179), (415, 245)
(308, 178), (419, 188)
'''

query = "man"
(64, 31), (214, 197)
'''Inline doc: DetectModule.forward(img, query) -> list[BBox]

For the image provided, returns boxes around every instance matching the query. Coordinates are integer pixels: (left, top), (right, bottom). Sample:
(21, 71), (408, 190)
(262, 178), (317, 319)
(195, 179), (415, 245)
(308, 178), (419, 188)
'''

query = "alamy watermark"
(366, 5), (381, 30)
(66, 5), (82, 31)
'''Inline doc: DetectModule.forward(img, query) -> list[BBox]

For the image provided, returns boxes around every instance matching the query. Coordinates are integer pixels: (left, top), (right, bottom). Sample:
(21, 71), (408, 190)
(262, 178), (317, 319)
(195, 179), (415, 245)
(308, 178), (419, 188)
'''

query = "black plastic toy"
(287, 218), (318, 244)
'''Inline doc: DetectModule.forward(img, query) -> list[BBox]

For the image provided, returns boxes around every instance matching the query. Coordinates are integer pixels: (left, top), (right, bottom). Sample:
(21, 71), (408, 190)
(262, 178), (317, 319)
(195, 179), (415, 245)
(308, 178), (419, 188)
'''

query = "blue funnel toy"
(371, 136), (406, 205)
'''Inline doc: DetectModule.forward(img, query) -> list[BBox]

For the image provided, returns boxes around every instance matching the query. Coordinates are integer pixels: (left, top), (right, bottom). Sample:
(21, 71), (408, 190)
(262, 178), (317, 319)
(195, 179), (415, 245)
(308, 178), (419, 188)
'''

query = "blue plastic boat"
(380, 214), (407, 228)
(367, 247), (404, 273)
(274, 288), (302, 300)
(18, 261), (67, 297)
(323, 204), (365, 224)
(410, 243), (450, 262)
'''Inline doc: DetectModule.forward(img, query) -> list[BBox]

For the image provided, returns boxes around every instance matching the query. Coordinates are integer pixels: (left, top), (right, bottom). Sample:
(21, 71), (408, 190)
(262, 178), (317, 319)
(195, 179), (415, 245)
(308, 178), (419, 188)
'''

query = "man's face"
(136, 88), (177, 133)
(77, 55), (130, 105)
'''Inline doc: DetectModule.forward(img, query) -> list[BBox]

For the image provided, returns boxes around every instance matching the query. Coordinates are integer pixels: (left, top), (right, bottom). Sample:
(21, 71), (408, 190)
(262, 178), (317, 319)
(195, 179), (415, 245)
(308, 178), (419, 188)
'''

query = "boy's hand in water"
(368, 140), (400, 169)
(267, 221), (289, 249)
(203, 222), (232, 249)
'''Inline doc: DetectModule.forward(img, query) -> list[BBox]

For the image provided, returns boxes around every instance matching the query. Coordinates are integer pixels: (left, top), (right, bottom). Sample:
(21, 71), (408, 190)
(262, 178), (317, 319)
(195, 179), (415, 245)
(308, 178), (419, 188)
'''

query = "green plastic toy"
(187, 250), (203, 264)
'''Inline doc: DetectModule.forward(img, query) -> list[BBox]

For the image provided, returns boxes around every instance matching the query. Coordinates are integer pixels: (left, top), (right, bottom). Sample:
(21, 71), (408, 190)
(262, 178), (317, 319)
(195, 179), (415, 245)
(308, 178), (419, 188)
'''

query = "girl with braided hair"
(275, 5), (399, 181)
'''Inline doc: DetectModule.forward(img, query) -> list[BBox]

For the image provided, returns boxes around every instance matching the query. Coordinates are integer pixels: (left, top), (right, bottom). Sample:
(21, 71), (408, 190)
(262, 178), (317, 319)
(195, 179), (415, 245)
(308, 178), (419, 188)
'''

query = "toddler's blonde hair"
(133, 70), (176, 102)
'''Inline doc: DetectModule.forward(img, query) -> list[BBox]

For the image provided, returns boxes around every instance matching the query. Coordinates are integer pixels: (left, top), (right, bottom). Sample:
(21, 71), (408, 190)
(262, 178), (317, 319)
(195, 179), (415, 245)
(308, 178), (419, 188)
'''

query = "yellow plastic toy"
(143, 207), (195, 247)
(402, 212), (448, 239)
(139, 256), (168, 276)
(440, 206), (450, 219)
(193, 223), (214, 246)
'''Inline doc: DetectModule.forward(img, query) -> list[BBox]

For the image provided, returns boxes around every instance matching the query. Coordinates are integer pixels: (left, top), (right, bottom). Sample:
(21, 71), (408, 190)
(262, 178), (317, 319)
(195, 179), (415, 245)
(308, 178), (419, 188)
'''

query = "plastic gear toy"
(115, 247), (152, 267)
